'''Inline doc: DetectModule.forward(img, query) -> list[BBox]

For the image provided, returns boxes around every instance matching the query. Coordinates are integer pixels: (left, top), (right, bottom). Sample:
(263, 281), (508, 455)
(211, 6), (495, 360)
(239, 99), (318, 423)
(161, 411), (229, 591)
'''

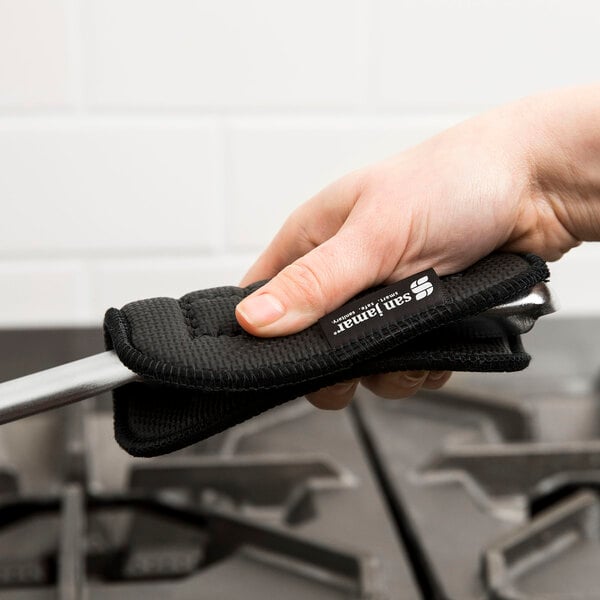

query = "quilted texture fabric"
(104, 252), (549, 457)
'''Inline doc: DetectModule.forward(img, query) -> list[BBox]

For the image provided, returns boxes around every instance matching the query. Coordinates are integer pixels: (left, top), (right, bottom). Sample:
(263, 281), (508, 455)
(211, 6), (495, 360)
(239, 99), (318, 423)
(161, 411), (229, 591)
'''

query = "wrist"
(518, 87), (600, 244)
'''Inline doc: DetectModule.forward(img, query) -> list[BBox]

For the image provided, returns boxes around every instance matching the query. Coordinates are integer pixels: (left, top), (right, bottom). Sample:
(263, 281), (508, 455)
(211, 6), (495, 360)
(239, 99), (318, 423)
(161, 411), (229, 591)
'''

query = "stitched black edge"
(113, 346), (531, 457)
(104, 253), (549, 392)
(113, 322), (531, 457)
(106, 252), (548, 457)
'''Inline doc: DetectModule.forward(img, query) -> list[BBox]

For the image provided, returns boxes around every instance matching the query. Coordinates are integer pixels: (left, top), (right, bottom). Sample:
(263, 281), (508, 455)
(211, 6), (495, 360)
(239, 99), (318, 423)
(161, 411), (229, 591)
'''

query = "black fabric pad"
(104, 252), (549, 457)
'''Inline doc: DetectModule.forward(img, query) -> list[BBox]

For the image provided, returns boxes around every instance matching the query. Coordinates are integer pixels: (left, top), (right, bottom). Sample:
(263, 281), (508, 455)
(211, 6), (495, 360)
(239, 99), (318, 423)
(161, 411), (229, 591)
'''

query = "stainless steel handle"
(0, 351), (140, 424)
(482, 283), (557, 334)
(0, 283), (557, 425)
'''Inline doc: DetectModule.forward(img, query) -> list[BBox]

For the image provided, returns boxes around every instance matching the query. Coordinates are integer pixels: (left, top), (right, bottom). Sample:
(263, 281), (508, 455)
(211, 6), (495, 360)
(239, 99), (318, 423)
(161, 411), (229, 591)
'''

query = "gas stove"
(0, 319), (598, 599)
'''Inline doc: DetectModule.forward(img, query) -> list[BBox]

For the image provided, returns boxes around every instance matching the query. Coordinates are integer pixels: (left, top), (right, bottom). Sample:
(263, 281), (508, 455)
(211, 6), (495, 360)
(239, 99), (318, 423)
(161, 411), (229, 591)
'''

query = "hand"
(235, 88), (596, 409)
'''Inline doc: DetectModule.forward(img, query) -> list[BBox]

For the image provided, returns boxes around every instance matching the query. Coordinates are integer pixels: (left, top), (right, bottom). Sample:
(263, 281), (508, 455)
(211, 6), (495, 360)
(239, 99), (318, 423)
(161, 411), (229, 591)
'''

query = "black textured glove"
(104, 252), (549, 457)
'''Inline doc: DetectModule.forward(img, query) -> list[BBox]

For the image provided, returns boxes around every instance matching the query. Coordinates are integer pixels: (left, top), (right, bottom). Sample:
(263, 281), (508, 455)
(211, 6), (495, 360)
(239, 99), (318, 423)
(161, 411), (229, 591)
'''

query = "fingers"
(361, 370), (452, 399)
(305, 379), (360, 410)
(235, 223), (384, 336)
(422, 370), (452, 390)
(305, 370), (452, 412)
(361, 370), (428, 398)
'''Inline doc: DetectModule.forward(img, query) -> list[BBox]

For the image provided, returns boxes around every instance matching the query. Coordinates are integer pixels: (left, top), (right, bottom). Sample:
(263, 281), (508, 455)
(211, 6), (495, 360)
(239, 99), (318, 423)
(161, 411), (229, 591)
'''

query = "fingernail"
(404, 370), (427, 383)
(237, 293), (285, 328)
(428, 370), (446, 381)
(331, 381), (356, 395)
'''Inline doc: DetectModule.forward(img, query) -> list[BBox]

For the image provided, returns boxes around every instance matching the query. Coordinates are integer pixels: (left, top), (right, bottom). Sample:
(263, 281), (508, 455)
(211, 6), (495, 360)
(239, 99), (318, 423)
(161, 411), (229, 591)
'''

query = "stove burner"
(3, 320), (600, 599)
(0, 408), (384, 598)
(0, 489), (379, 595)
(0, 329), (416, 599)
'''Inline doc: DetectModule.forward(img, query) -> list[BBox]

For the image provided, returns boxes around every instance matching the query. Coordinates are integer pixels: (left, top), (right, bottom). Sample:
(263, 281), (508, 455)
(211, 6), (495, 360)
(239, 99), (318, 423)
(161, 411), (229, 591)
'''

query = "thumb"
(235, 229), (385, 337)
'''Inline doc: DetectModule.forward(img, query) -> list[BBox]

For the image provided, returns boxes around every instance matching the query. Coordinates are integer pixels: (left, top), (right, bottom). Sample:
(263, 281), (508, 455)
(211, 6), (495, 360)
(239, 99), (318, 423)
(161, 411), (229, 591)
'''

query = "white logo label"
(320, 268), (441, 347)
(410, 275), (433, 300)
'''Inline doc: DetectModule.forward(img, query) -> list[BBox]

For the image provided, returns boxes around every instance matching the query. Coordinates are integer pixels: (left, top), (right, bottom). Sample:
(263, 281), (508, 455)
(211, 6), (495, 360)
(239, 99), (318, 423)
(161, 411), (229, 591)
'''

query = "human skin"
(235, 85), (600, 409)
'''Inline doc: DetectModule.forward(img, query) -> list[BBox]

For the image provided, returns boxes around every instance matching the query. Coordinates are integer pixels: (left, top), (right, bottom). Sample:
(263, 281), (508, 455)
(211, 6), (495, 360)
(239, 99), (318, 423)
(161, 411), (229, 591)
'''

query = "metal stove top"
(0, 318), (599, 599)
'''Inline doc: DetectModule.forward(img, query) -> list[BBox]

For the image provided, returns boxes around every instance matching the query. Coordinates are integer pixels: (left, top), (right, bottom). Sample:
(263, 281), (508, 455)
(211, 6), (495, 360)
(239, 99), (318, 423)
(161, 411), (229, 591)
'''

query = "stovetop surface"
(1, 317), (599, 599)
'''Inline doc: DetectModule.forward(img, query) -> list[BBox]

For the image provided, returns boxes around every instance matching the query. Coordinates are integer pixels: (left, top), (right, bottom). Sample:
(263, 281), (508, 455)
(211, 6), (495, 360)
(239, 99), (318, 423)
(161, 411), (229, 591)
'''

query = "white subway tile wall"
(373, 0), (599, 110)
(0, 118), (221, 254)
(0, 0), (71, 109)
(83, 0), (366, 109)
(0, 0), (598, 326)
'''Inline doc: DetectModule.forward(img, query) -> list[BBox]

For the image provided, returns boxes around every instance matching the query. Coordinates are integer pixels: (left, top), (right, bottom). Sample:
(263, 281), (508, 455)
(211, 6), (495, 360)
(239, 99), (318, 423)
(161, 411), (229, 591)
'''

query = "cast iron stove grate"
(2, 320), (600, 599)
(0, 329), (416, 600)
(356, 318), (600, 600)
